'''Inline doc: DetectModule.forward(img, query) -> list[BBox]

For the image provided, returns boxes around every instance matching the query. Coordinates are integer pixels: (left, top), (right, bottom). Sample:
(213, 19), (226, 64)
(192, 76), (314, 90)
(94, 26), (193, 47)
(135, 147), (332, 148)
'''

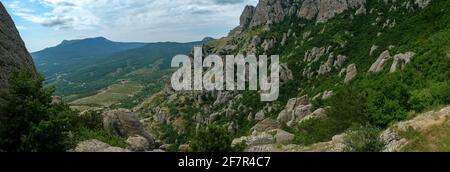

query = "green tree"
(0, 71), (77, 152)
(327, 86), (369, 130)
(190, 125), (236, 152)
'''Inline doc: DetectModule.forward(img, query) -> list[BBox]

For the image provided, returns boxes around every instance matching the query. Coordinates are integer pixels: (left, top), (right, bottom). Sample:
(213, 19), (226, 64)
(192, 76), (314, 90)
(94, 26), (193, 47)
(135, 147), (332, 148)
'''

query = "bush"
(327, 86), (368, 128)
(0, 71), (77, 152)
(360, 75), (411, 128)
(190, 125), (238, 152)
(74, 127), (127, 148)
(409, 82), (450, 112)
(74, 110), (104, 130)
(409, 89), (435, 112)
(294, 117), (341, 145)
(343, 125), (385, 152)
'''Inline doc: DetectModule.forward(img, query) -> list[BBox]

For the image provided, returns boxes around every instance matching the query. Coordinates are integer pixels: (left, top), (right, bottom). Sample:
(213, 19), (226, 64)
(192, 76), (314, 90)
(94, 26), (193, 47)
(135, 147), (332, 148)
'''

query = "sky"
(2, 0), (258, 52)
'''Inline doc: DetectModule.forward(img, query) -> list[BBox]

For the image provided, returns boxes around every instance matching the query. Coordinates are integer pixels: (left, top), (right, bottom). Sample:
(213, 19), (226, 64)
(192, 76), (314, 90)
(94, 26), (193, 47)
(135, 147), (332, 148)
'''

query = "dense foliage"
(191, 125), (244, 152)
(0, 71), (76, 152)
(0, 71), (127, 152)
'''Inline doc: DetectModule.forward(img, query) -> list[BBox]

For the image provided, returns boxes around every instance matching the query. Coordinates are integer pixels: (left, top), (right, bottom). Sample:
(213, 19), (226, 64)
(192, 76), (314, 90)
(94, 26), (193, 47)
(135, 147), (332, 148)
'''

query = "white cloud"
(5, 0), (258, 51)
(10, 0), (258, 31)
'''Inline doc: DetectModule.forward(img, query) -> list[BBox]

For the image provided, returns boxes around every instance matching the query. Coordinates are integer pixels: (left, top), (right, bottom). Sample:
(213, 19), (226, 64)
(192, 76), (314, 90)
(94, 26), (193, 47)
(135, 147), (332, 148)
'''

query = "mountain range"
(32, 36), (213, 99)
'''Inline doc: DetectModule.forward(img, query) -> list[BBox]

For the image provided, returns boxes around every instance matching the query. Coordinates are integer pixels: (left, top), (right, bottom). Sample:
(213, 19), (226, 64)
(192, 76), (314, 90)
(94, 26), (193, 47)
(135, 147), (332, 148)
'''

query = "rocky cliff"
(137, 0), (448, 152)
(0, 2), (37, 107)
(238, 0), (367, 29)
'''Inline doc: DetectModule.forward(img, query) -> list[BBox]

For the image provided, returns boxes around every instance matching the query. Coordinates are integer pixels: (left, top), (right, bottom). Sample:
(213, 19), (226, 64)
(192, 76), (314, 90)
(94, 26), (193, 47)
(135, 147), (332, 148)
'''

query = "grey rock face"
(154, 106), (171, 124)
(214, 91), (235, 106)
(344, 64), (357, 83)
(415, 0), (432, 9)
(233, 0), (371, 36)
(74, 139), (129, 152)
(298, 107), (328, 124)
(249, 0), (290, 27)
(390, 52), (415, 73)
(317, 0), (350, 22)
(0, 2), (37, 109)
(298, 0), (320, 20)
(369, 50), (392, 73)
(298, 0), (366, 22)
(322, 90), (334, 100)
(252, 118), (280, 132)
(369, 50), (415, 73)
(280, 63), (293, 83)
(262, 38), (275, 51)
(304, 47), (326, 63)
(254, 110), (266, 121)
(126, 135), (150, 152)
(318, 54), (335, 75)
(240, 5), (256, 28)
(238, 0), (368, 29)
(277, 95), (313, 126)
(247, 132), (276, 146)
(333, 55), (348, 69)
(274, 129), (295, 144)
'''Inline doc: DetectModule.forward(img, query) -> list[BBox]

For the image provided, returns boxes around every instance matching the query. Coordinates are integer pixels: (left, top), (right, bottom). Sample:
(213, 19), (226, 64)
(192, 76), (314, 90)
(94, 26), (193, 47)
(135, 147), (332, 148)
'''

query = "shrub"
(74, 110), (104, 130)
(294, 117), (341, 145)
(409, 89), (435, 112)
(343, 125), (385, 152)
(74, 127), (127, 148)
(409, 82), (450, 112)
(327, 86), (369, 127)
(190, 125), (237, 152)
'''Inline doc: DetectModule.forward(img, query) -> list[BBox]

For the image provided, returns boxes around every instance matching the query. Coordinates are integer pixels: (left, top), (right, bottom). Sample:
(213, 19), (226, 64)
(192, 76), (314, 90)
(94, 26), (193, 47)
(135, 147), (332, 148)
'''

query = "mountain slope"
(32, 37), (146, 77)
(47, 38), (212, 107)
(70, 40), (210, 83)
(136, 0), (450, 152)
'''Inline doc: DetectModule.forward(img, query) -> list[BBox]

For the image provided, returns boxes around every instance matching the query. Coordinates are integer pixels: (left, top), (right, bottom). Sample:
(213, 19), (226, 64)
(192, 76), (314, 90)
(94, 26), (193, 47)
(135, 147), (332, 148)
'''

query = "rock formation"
(415, 0), (433, 9)
(240, 5), (256, 28)
(236, 0), (367, 30)
(369, 50), (392, 73)
(73, 139), (129, 152)
(252, 118), (281, 132)
(244, 132), (347, 152)
(380, 106), (450, 152)
(369, 50), (415, 73)
(298, 0), (367, 22)
(232, 128), (295, 147)
(249, 0), (290, 27)
(390, 52), (416, 73)
(277, 95), (313, 126)
(0, 2), (37, 112)
(344, 64), (357, 83)
(299, 0), (320, 20)
(102, 109), (156, 148)
(126, 135), (150, 152)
